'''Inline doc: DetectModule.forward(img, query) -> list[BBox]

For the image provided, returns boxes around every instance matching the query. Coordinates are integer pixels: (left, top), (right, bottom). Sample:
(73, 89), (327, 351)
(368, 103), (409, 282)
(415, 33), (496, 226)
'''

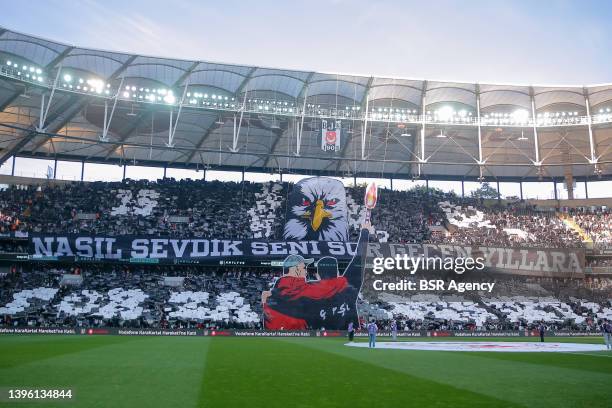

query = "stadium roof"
(0, 26), (611, 182)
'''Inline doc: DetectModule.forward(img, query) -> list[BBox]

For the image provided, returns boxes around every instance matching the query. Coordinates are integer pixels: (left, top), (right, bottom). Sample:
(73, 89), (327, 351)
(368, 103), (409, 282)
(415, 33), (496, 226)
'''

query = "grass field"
(0, 335), (610, 408)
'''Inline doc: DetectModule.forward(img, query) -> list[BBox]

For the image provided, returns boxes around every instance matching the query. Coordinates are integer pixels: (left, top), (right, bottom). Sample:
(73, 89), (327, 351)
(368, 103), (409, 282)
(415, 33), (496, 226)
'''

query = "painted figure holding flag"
(262, 179), (378, 330)
(262, 220), (374, 330)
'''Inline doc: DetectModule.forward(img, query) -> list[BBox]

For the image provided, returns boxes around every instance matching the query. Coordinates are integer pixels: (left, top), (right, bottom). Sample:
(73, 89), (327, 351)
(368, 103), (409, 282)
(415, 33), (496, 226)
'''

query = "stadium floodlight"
(511, 109), (529, 123)
(87, 79), (104, 92)
(63, 74), (72, 82)
(436, 106), (454, 121)
(163, 94), (176, 104)
(6, 61), (11, 66)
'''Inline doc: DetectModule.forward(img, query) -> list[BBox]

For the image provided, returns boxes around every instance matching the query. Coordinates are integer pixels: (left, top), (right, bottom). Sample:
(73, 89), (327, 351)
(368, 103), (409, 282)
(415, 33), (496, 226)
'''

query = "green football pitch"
(0, 335), (610, 408)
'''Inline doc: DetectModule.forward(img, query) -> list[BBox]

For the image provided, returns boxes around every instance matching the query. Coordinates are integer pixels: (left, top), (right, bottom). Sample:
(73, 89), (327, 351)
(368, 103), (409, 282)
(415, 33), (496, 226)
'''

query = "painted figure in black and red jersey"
(262, 221), (373, 330)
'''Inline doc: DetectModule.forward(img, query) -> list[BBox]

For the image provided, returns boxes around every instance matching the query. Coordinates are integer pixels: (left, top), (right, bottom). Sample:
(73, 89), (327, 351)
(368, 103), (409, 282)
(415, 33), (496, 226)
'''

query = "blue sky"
(2, 0), (611, 85)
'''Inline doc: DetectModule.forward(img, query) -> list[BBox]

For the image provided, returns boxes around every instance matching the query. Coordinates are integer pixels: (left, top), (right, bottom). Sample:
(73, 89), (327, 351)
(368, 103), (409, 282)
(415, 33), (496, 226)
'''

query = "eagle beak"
(311, 199), (331, 231)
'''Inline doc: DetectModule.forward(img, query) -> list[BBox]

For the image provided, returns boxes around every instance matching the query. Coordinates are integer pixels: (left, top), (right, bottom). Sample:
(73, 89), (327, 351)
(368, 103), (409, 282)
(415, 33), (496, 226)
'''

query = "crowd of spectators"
(0, 177), (610, 333)
(0, 179), (267, 238)
(429, 200), (583, 248)
(346, 185), (447, 242)
(570, 208), (612, 248)
(0, 265), (273, 330)
(0, 179), (608, 249)
(1, 263), (611, 331)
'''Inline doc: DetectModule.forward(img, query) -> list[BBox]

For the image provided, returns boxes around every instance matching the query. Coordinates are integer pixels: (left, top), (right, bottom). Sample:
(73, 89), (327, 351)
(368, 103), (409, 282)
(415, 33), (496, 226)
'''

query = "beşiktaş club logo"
(321, 119), (341, 152)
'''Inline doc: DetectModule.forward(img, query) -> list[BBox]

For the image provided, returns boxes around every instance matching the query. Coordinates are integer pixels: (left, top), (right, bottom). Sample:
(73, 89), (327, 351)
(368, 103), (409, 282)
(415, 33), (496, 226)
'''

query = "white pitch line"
(565, 352), (612, 358)
(346, 341), (608, 352)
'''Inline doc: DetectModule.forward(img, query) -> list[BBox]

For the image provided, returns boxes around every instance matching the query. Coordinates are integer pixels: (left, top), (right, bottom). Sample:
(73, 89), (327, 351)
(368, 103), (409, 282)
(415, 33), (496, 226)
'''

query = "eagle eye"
(326, 199), (337, 207)
(302, 199), (311, 206)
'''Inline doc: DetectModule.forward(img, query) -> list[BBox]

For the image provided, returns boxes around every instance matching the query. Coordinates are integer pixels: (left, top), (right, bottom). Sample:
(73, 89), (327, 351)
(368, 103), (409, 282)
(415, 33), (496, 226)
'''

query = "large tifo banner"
(28, 236), (585, 274)
(28, 235), (361, 261)
(367, 242), (586, 275)
(25, 176), (588, 332)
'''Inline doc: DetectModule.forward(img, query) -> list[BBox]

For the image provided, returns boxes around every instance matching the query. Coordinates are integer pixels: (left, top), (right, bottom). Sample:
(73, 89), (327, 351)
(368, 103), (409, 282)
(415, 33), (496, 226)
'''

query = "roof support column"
(231, 90), (248, 153)
(496, 180), (501, 201)
(37, 66), (62, 132)
(361, 94), (369, 159)
(415, 81), (428, 179)
(584, 91), (597, 164)
(476, 89), (485, 181)
(296, 86), (308, 156)
(167, 81), (190, 148)
(530, 91), (541, 166)
(101, 77), (124, 142)
(418, 111), (426, 177)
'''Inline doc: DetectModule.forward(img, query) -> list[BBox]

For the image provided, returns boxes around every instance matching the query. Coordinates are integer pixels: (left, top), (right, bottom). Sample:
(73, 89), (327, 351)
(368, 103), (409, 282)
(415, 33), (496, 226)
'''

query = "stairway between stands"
(559, 213), (592, 243)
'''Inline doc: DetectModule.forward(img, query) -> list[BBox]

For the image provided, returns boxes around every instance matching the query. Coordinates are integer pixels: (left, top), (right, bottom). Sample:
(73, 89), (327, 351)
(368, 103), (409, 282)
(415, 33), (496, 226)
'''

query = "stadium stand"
(0, 178), (610, 331)
(571, 208), (612, 248)
(1, 259), (611, 331)
(0, 179), (604, 247)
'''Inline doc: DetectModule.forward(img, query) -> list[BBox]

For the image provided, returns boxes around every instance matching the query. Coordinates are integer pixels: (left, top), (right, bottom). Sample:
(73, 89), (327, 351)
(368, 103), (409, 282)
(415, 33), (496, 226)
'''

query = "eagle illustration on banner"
(264, 177), (374, 331)
(283, 177), (348, 242)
